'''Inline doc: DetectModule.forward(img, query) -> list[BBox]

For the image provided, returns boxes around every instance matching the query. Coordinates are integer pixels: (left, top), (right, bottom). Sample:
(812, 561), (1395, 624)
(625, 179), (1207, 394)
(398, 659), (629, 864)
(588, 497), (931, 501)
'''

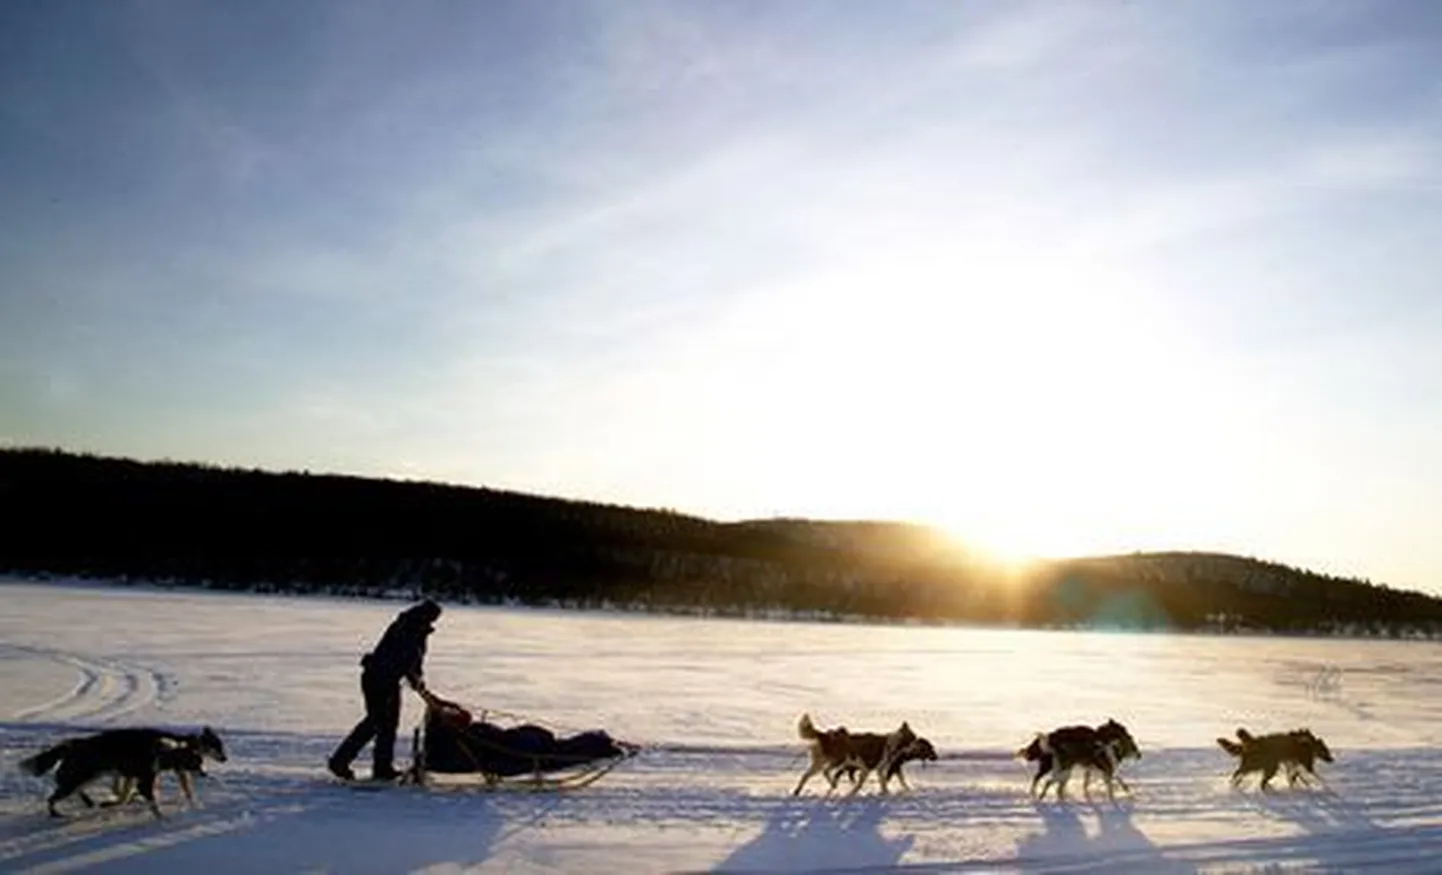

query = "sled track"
(10, 748), (1442, 874)
(7, 728), (1442, 873)
(1, 645), (175, 725)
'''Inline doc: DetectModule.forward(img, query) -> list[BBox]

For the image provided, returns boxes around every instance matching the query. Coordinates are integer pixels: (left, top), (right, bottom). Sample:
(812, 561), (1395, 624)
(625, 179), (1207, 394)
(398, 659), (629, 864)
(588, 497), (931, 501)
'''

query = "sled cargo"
(405, 692), (640, 791)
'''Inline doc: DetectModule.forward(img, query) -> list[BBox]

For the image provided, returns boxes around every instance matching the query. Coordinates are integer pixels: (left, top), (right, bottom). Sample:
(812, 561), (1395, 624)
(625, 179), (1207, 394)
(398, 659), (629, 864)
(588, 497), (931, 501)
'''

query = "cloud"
(1300, 128), (1441, 190)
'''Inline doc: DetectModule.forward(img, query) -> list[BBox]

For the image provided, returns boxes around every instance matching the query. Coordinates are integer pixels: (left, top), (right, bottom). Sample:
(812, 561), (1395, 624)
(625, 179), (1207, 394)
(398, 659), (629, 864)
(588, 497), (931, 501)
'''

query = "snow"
(3, 579), (1442, 873)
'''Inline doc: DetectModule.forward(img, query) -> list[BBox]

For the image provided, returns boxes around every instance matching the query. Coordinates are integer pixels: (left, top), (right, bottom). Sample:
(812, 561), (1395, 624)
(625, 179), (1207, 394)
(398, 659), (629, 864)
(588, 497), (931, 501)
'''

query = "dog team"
(15, 714), (1337, 818)
(792, 712), (1336, 801)
(11, 600), (1337, 817)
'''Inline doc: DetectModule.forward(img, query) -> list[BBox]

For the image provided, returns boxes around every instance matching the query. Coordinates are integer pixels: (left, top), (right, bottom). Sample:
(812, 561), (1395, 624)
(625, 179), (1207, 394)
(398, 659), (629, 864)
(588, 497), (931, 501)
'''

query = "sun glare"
(722, 241), (1223, 570)
(681, 234), (1248, 572)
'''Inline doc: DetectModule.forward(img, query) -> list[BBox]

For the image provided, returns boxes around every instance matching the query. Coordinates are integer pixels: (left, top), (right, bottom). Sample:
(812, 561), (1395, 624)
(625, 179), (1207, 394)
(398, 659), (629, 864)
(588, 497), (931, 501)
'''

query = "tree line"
(3, 447), (1440, 636)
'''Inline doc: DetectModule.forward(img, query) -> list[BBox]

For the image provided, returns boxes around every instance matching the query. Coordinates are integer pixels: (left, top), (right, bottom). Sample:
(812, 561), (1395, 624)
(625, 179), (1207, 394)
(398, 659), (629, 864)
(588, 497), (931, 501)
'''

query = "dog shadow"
(712, 797), (914, 873)
(0, 784), (513, 875)
(1014, 800), (1196, 874)
(1246, 786), (1377, 837)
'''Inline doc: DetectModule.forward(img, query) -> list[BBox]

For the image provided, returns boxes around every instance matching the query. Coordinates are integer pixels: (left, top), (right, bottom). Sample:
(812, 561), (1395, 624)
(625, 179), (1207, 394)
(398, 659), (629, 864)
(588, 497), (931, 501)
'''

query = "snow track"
(2, 645), (174, 726)
(7, 726), (1442, 873)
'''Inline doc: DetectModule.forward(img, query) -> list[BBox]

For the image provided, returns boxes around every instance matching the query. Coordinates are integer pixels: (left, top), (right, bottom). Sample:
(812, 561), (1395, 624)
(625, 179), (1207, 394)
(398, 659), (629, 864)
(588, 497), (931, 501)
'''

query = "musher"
(328, 598), (442, 781)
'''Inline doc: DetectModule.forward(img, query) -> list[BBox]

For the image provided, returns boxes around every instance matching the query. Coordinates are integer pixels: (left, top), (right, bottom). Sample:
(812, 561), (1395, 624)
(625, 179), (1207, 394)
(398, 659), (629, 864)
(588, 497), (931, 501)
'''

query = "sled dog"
(830, 735), (938, 793)
(108, 732), (224, 807)
(19, 726), (228, 817)
(1018, 718), (1141, 801)
(1217, 727), (1333, 791)
(792, 713), (917, 797)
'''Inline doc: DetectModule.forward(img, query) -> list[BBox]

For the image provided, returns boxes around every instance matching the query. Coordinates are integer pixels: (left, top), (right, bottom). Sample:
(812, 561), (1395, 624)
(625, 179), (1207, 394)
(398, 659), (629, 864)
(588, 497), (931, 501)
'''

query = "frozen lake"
(3, 579), (1442, 873)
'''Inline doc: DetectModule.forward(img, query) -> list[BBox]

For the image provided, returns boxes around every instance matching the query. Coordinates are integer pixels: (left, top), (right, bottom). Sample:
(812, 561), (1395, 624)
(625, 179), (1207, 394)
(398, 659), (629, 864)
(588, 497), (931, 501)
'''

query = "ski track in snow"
(1, 645), (176, 725)
(3, 580), (1442, 873)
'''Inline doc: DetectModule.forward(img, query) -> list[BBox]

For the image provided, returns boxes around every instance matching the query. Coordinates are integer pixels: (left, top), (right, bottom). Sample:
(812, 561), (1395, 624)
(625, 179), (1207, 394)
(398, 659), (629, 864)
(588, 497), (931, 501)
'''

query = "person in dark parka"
(328, 599), (442, 781)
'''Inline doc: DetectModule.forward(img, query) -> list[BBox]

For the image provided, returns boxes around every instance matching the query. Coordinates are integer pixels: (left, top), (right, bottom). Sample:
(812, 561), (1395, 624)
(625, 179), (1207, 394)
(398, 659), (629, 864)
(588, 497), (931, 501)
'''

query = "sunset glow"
(3, 2), (1441, 590)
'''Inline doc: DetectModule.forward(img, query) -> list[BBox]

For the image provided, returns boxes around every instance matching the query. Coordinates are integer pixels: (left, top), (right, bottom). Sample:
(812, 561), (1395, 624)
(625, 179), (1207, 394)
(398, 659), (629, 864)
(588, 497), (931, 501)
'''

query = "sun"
(689, 236), (1235, 570)
(926, 502), (1081, 572)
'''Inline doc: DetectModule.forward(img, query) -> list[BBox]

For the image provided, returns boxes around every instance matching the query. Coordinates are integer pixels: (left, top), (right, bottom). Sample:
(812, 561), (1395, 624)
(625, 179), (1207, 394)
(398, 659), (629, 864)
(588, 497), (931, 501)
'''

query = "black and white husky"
(1018, 718), (1141, 801)
(19, 726), (228, 818)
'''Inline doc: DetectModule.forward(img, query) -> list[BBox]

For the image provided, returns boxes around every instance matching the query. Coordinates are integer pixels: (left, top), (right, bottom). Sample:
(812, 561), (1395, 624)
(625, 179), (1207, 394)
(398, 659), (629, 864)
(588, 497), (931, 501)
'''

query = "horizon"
(1, 442), (1427, 597)
(3, 2), (1441, 594)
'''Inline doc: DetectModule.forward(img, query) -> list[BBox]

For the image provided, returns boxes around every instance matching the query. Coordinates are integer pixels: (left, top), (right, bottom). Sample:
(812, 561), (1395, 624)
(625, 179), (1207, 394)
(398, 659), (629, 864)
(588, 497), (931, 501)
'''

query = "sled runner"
(402, 690), (639, 791)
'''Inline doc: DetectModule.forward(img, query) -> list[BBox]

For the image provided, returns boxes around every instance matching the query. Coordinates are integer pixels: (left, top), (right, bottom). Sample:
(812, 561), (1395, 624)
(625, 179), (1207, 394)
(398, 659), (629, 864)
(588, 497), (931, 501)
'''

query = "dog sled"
(403, 690), (640, 792)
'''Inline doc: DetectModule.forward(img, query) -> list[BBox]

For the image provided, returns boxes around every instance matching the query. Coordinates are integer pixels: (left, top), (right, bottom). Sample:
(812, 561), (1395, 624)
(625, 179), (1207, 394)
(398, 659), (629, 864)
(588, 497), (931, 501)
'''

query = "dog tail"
(797, 713), (821, 741)
(1016, 732), (1047, 760)
(18, 741), (72, 777)
(1217, 737), (1244, 757)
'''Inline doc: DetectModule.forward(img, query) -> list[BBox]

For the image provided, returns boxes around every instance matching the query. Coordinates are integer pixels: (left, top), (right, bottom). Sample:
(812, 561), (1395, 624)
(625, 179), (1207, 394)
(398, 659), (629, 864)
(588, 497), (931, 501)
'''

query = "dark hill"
(2, 447), (1438, 636)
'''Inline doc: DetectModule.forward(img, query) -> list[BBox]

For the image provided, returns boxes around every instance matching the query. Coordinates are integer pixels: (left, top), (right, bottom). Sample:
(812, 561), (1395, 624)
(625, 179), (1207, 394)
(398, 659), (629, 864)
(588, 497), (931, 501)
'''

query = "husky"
(18, 726), (228, 818)
(106, 729), (222, 813)
(792, 713), (916, 797)
(1217, 727), (1333, 791)
(830, 736), (938, 793)
(1018, 718), (1141, 801)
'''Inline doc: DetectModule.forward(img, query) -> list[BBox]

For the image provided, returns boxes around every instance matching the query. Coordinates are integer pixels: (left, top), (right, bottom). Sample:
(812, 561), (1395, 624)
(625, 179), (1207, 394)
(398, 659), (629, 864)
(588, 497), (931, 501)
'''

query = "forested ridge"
(4, 447), (1439, 637)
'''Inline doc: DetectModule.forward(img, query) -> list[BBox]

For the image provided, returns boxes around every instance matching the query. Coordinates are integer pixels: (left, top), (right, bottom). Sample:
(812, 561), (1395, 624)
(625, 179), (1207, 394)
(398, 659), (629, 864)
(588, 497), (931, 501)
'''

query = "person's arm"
(403, 634), (428, 691)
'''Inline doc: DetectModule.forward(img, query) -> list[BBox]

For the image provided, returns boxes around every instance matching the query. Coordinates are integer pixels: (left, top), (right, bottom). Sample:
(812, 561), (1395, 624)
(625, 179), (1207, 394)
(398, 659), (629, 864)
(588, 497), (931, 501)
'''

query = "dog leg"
(47, 778), (81, 818)
(897, 769), (912, 793)
(1293, 765), (1327, 791)
(1099, 770), (1117, 802)
(875, 756), (893, 796)
(825, 763), (858, 794)
(102, 777), (136, 808)
(179, 772), (197, 807)
(1102, 767), (1118, 802)
(792, 763), (823, 797)
(1030, 756), (1054, 798)
(1054, 765), (1073, 802)
(1037, 767), (1062, 800)
(137, 775), (163, 819)
(1260, 762), (1279, 793)
(846, 767), (873, 797)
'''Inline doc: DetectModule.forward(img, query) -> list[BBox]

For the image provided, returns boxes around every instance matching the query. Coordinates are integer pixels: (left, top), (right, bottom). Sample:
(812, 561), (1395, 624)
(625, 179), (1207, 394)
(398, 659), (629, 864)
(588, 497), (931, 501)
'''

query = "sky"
(2, 0), (1441, 592)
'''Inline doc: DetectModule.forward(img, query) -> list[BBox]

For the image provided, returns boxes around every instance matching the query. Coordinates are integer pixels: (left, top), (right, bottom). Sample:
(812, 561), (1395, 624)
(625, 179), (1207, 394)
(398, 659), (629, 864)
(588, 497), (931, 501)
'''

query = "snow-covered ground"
(3, 580), (1442, 873)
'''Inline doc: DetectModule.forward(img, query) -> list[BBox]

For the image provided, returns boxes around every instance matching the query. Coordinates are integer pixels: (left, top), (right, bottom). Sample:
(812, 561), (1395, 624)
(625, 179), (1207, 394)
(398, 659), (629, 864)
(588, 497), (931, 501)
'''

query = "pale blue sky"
(3, 1), (1441, 591)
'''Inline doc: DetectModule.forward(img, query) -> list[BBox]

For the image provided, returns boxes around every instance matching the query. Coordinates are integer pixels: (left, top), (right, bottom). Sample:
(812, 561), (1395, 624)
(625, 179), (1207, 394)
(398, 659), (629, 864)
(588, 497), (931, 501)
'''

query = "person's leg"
(371, 679), (403, 779)
(329, 674), (381, 779)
